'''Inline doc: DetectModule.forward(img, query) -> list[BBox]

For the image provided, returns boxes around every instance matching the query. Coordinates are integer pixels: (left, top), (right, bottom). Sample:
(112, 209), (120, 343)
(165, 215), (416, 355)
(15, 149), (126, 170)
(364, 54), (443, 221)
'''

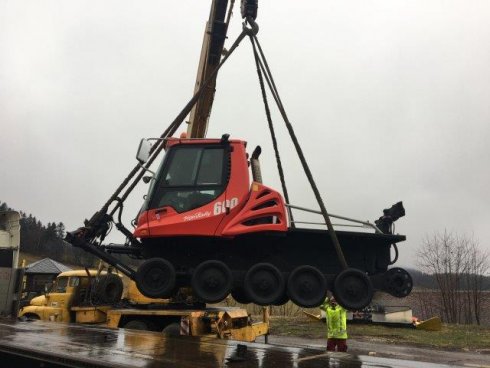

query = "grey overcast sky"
(1, 1), (489, 268)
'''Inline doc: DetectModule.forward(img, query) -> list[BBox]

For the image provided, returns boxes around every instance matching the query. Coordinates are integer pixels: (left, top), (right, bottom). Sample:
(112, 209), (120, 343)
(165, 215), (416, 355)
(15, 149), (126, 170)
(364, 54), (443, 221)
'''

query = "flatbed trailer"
(19, 269), (269, 341)
(74, 305), (269, 341)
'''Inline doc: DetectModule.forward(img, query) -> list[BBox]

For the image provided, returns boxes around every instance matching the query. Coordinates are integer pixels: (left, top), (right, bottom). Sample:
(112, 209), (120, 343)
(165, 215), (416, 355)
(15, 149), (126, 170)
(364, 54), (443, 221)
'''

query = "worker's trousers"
(327, 338), (347, 352)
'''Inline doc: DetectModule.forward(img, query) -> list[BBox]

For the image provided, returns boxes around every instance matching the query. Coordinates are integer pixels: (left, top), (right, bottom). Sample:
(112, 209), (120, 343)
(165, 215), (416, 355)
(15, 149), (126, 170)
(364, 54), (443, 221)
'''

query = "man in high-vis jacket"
(321, 296), (348, 352)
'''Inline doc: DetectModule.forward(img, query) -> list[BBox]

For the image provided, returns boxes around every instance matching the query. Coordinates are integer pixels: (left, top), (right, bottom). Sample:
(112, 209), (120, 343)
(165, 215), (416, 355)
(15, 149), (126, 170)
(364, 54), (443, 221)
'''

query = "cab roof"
(165, 136), (246, 149)
(57, 269), (111, 278)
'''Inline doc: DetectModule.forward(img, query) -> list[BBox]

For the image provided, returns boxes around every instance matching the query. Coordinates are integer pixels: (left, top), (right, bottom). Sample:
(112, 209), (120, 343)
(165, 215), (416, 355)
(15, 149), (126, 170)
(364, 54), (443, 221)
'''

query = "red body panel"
(146, 201), (226, 237)
(134, 211), (149, 237)
(219, 183), (287, 236)
(133, 137), (288, 239)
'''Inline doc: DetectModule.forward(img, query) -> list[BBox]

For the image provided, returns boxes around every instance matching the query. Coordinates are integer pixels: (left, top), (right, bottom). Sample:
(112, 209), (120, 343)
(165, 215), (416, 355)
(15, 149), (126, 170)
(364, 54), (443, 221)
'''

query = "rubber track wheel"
(191, 260), (233, 304)
(231, 287), (251, 304)
(162, 322), (181, 337)
(123, 319), (152, 331)
(333, 268), (374, 310)
(93, 274), (123, 304)
(135, 258), (176, 299)
(385, 267), (413, 297)
(244, 263), (285, 306)
(272, 292), (289, 306)
(287, 265), (327, 308)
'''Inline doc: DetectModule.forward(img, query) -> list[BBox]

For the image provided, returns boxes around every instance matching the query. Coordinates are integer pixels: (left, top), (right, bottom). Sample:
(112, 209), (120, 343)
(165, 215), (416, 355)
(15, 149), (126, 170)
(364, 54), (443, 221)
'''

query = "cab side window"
(55, 277), (69, 293)
(68, 277), (80, 287)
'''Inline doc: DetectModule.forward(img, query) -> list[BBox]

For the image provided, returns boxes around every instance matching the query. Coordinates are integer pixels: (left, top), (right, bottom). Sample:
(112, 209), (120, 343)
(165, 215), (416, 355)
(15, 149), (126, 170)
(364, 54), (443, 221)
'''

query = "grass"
(268, 315), (490, 352)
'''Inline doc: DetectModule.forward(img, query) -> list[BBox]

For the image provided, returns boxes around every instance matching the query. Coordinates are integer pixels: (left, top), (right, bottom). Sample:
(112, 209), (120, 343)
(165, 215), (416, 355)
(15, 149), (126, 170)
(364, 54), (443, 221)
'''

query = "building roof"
(25, 258), (72, 274)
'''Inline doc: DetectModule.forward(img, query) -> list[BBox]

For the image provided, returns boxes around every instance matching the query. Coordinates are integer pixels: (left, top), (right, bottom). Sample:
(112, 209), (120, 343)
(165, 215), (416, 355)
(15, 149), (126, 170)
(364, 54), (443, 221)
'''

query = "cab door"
(43, 276), (69, 322)
(145, 144), (230, 237)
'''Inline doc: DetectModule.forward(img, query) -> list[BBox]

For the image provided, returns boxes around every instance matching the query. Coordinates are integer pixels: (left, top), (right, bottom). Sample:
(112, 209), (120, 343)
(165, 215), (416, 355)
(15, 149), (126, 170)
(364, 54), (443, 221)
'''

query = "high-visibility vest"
(325, 304), (348, 339)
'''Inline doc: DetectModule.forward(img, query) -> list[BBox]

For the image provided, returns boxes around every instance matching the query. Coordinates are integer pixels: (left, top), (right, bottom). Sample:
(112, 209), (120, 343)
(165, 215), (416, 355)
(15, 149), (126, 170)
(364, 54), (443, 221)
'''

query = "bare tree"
(462, 238), (489, 324)
(417, 231), (489, 324)
(414, 289), (439, 321)
(271, 301), (302, 317)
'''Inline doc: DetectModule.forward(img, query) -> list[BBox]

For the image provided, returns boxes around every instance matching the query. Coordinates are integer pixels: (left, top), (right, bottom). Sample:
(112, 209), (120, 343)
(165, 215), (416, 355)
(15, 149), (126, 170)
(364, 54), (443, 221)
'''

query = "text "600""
(214, 198), (238, 215)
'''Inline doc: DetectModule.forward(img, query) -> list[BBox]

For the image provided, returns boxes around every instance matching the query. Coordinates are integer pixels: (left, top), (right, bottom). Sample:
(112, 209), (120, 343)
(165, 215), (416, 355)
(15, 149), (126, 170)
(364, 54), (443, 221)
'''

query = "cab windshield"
(149, 145), (228, 213)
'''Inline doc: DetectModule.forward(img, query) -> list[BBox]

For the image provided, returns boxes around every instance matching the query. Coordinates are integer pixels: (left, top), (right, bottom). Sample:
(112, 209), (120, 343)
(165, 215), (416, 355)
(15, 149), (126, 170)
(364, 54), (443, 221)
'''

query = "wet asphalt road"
(1, 319), (489, 367)
(265, 335), (490, 368)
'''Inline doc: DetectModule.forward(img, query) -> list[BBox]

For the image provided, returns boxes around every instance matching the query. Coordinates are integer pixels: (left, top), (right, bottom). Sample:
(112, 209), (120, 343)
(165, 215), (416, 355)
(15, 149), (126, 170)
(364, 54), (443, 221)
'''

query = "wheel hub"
(244, 263), (285, 306)
(191, 260), (233, 304)
(333, 268), (374, 310)
(385, 267), (412, 297)
(287, 265), (326, 308)
(135, 258), (176, 299)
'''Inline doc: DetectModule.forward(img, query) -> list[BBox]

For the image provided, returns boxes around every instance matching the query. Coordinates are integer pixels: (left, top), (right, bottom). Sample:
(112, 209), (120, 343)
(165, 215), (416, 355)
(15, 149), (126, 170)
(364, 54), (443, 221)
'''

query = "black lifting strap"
(248, 34), (348, 270)
(81, 20), (259, 243)
(249, 36), (295, 227)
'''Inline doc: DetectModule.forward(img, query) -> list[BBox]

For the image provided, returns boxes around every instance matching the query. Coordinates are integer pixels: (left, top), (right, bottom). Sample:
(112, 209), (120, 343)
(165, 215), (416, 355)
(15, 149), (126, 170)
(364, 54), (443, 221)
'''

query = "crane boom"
(187, 0), (232, 139)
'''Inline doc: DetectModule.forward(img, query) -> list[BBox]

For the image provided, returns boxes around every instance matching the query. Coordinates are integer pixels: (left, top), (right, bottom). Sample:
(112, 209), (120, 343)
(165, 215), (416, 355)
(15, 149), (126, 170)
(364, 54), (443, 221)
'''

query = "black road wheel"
(191, 260), (233, 303)
(162, 322), (181, 337)
(333, 268), (374, 310)
(385, 267), (413, 297)
(287, 265), (327, 308)
(272, 292), (289, 306)
(231, 287), (251, 304)
(135, 258), (176, 299)
(244, 263), (285, 306)
(123, 319), (153, 331)
(93, 274), (123, 304)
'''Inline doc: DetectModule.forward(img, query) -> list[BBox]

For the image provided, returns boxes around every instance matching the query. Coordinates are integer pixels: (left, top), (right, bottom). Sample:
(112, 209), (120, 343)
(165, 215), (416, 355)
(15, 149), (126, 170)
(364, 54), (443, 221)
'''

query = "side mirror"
(136, 139), (152, 164)
(142, 175), (153, 184)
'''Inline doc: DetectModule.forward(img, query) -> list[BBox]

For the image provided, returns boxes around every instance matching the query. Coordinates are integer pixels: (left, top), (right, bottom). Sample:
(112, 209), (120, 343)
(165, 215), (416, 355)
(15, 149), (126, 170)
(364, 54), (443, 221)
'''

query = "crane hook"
(243, 17), (259, 36)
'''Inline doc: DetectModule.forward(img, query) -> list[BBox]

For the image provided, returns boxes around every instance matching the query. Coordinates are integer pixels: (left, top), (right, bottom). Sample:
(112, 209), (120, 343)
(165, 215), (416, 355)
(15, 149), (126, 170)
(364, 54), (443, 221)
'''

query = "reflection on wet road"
(0, 319), (459, 367)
